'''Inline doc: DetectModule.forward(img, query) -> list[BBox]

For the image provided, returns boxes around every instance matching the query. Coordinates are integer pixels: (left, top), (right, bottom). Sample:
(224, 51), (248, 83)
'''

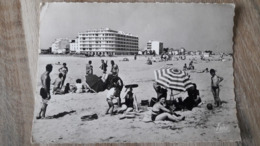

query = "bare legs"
(105, 99), (114, 115)
(37, 103), (48, 119)
(155, 113), (185, 122)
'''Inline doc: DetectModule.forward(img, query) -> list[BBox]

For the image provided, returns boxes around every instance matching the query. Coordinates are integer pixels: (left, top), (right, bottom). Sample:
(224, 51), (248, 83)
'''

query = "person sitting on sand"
(118, 86), (140, 119)
(210, 69), (224, 107)
(147, 57), (152, 65)
(182, 83), (202, 110)
(58, 63), (68, 87)
(71, 79), (93, 93)
(151, 97), (185, 122)
(105, 87), (119, 115)
(52, 73), (63, 94)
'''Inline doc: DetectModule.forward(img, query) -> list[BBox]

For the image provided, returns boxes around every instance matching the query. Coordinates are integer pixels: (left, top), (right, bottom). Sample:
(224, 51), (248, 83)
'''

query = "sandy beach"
(32, 55), (240, 144)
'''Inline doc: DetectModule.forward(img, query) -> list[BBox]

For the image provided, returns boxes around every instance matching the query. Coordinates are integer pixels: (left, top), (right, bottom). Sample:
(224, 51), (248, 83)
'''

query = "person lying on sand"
(197, 68), (209, 73)
(118, 86), (140, 119)
(151, 97), (185, 122)
(52, 73), (63, 95)
(105, 87), (119, 115)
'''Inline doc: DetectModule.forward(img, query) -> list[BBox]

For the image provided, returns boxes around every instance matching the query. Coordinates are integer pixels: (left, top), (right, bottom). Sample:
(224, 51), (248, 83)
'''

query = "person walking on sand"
(37, 64), (53, 119)
(210, 69), (224, 107)
(58, 63), (68, 87)
(86, 60), (93, 75)
(110, 60), (119, 76)
(52, 73), (63, 95)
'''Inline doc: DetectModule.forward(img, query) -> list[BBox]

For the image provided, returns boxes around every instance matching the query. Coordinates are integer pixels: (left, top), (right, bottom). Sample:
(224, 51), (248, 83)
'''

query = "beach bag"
(149, 97), (157, 107)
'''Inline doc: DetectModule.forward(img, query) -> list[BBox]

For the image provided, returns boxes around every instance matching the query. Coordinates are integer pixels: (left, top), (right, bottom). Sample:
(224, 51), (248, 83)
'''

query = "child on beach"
(210, 69), (224, 107)
(105, 87), (118, 115)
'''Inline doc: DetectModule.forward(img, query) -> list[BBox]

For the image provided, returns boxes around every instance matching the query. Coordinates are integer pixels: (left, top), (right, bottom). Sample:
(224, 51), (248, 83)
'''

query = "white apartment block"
(147, 40), (163, 55)
(70, 38), (80, 53)
(51, 38), (70, 54)
(75, 28), (138, 56)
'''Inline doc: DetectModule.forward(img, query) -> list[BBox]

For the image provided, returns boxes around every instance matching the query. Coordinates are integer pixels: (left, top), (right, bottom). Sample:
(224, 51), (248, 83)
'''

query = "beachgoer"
(153, 82), (167, 100)
(100, 59), (107, 74)
(147, 57), (152, 65)
(210, 69), (224, 107)
(58, 63), (68, 87)
(110, 75), (123, 107)
(37, 64), (52, 119)
(118, 87), (139, 115)
(134, 54), (137, 60)
(105, 87), (118, 115)
(183, 63), (187, 71)
(151, 97), (185, 122)
(86, 60), (93, 75)
(52, 73), (63, 94)
(111, 60), (119, 76)
(183, 83), (202, 110)
(100, 60), (108, 82)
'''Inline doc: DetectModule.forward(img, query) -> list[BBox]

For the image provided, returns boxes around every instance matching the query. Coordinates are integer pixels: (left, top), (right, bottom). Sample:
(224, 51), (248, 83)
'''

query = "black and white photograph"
(32, 3), (240, 143)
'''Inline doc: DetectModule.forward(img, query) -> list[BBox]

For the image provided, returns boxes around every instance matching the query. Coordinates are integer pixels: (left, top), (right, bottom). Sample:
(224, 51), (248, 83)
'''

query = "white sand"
(32, 55), (240, 144)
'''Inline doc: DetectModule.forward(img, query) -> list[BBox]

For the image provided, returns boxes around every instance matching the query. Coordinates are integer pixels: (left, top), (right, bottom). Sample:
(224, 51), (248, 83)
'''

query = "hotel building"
(74, 28), (139, 55)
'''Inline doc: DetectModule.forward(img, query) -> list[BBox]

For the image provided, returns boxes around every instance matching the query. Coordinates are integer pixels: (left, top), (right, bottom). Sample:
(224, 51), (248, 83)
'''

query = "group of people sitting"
(183, 61), (195, 71)
(150, 82), (202, 122)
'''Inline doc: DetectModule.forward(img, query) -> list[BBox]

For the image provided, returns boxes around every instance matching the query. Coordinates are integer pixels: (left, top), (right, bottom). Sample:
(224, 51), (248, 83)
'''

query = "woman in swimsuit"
(151, 97), (185, 122)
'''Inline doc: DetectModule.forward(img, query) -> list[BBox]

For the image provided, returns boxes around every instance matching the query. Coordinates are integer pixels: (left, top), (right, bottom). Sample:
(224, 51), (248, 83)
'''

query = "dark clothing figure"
(125, 92), (134, 108)
(100, 61), (107, 73)
(153, 83), (167, 100)
(183, 89), (201, 110)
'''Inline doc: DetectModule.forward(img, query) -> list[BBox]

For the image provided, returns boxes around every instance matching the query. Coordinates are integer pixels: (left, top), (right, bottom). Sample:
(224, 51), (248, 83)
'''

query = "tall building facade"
(147, 40), (163, 55)
(76, 28), (139, 55)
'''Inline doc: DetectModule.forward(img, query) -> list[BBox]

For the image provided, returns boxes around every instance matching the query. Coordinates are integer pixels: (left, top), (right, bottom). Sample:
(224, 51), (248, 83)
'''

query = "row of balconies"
(80, 48), (138, 51)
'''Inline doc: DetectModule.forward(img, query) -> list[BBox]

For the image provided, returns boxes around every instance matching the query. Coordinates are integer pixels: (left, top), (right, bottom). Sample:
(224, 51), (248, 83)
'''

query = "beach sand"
(32, 55), (240, 144)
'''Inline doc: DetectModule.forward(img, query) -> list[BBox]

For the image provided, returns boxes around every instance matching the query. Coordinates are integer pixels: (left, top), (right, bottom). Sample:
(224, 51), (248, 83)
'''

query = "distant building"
(147, 40), (163, 55)
(70, 38), (80, 54)
(51, 38), (70, 54)
(76, 28), (138, 56)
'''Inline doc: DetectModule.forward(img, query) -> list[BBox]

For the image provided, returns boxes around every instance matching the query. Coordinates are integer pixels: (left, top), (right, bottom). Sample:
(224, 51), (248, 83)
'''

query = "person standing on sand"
(86, 60), (93, 75)
(52, 73), (63, 94)
(37, 64), (52, 119)
(110, 60), (119, 76)
(100, 60), (108, 82)
(210, 69), (224, 107)
(105, 87), (118, 115)
(58, 63), (68, 87)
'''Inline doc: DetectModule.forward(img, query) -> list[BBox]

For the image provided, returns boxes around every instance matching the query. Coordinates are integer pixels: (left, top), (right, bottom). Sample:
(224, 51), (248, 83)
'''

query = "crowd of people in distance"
(37, 58), (224, 124)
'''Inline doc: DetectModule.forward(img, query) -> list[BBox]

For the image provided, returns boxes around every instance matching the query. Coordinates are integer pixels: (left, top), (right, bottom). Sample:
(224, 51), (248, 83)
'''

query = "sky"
(40, 3), (235, 53)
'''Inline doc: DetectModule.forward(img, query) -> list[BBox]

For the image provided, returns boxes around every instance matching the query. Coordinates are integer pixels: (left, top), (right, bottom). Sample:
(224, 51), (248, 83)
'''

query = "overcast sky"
(40, 3), (235, 53)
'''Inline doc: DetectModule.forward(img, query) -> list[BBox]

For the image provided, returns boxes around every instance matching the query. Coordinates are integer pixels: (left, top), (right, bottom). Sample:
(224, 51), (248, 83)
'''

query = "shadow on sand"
(46, 110), (76, 119)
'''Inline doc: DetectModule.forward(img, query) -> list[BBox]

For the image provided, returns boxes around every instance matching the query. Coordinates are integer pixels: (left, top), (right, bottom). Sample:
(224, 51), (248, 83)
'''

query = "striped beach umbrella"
(154, 67), (193, 91)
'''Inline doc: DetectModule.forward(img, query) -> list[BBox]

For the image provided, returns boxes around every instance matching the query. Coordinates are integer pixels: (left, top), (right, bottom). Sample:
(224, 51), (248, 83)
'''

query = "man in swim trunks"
(110, 60), (119, 76)
(58, 63), (68, 87)
(210, 69), (224, 107)
(86, 60), (93, 75)
(37, 64), (53, 119)
(105, 87), (118, 115)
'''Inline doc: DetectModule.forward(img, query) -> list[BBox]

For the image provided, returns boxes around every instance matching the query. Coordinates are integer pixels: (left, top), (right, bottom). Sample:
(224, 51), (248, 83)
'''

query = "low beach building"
(74, 28), (139, 56)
